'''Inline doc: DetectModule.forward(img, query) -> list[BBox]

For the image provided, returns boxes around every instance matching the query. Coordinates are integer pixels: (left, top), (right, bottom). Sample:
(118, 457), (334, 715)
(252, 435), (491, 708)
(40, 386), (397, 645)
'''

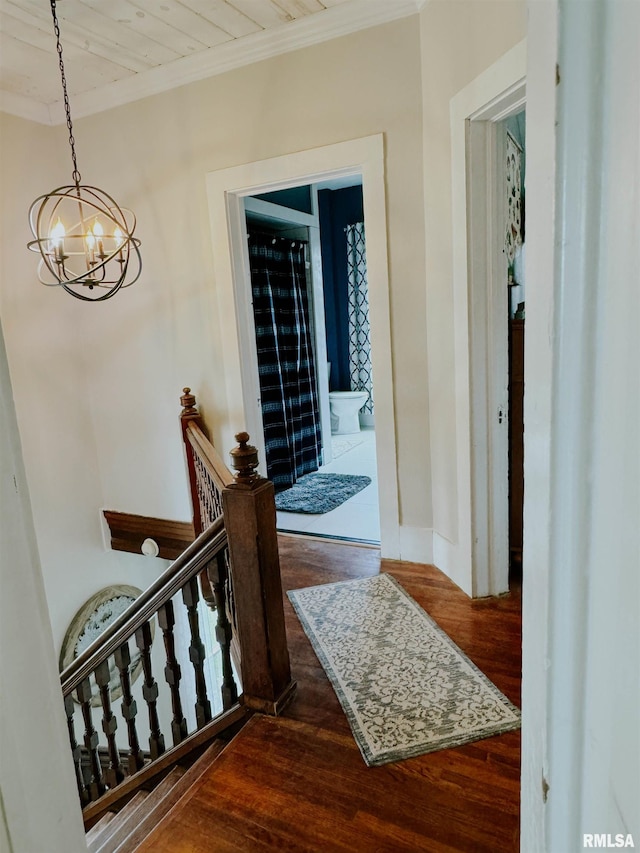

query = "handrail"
(185, 421), (234, 491)
(179, 389), (295, 715)
(61, 517), (226, 697)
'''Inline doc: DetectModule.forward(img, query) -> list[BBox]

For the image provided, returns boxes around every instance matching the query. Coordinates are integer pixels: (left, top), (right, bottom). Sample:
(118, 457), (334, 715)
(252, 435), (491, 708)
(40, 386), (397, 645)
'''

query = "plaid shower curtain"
(248, 233), (322, 490)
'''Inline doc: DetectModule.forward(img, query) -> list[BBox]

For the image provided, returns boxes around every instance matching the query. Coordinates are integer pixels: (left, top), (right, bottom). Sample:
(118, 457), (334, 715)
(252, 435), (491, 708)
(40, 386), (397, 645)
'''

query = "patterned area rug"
(287, 574), (521, 766)
(275, 473), (371, 514)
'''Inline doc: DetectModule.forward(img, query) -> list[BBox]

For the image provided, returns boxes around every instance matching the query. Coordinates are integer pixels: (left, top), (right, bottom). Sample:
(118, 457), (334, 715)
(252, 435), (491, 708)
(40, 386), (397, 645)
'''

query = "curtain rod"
(248, 231), (308, 249)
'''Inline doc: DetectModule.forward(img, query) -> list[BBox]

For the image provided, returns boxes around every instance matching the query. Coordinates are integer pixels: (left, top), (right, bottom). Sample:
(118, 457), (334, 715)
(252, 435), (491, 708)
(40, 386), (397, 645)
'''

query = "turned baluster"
(207, 551), (239, 710)
(135, 621), (165, 760)
(182, 576), (212, 727)
(64, 693), (90, 806)
(199, 566), (216, 613)
(94, 660), (125, 788)
(76, 677), (105, 801)
(114, 641), (144, 775)
(199, 563), (237, 710)
(158, 600), (188, 746)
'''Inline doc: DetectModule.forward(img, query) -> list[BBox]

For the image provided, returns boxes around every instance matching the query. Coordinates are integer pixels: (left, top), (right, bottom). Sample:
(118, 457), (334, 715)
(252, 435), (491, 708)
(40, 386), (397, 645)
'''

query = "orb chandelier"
(27, 0), (141, 302)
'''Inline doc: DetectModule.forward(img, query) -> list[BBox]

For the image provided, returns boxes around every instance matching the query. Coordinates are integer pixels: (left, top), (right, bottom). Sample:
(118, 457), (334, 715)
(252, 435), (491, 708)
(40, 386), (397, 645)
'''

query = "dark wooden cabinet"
(508, 319), (525, 564)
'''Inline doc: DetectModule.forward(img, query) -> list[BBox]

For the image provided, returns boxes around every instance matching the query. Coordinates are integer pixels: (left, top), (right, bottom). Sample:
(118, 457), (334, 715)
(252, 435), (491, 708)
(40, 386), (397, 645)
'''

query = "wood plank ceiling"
(0, 0), (421, 123)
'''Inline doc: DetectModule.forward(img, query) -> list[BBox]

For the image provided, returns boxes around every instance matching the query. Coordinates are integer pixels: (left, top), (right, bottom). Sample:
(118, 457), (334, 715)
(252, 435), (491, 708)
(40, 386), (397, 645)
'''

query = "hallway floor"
(136, 537), (521, 852)
(276, 427), (380, 544)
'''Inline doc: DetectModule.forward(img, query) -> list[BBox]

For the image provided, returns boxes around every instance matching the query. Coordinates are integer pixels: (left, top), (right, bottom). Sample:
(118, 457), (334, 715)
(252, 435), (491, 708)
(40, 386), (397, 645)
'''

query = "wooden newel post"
(222, 432), (296, 715)
(180, 387), (206, 536)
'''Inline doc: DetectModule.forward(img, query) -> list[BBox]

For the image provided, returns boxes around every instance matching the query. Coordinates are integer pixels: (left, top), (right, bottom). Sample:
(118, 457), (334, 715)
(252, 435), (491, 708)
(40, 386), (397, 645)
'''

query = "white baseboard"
(383, 525), (473, 600)
(433, 530), (472, 597)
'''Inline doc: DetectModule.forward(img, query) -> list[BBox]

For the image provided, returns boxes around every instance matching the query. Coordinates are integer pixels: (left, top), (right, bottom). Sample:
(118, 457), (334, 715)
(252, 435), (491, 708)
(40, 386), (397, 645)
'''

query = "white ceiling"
(0, 0), (423, 125)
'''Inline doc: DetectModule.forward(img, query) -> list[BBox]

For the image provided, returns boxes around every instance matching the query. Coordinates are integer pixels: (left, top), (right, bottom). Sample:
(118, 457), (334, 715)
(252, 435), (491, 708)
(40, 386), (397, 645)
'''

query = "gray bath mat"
(275, 473), (371, 514)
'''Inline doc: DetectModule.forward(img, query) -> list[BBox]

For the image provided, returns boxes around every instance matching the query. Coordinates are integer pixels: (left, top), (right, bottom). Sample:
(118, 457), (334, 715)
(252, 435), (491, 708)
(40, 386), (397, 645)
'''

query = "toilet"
(328, 391), (368, 434)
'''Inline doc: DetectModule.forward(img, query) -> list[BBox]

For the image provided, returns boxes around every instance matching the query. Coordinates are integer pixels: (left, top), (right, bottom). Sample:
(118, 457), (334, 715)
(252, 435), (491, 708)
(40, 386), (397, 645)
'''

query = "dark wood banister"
(62, 390), (295, 821)
(65, 391), (296, 710)
(179, 387), (234, 535)
(186, 420), (234, 490)
(179, 390), (296, 715)
(80, 704), (247, 825)
(61, 517), (226, 697)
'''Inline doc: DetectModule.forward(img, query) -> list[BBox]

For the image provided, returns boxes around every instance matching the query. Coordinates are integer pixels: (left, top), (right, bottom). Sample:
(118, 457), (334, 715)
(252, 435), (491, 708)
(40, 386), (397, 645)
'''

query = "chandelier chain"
(50, 0), (81, 186)
(28, 0), (141, 300)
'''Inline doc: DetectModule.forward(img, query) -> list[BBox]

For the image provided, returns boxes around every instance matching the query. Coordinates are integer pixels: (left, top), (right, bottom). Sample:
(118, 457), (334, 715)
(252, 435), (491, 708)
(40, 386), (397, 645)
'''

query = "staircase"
(57, 390), (296, 847)
(85, 740), (226, 853)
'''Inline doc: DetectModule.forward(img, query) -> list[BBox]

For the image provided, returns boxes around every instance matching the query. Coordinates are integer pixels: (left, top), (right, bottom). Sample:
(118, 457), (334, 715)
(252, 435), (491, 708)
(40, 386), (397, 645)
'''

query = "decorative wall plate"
(59, 585), (149, 707)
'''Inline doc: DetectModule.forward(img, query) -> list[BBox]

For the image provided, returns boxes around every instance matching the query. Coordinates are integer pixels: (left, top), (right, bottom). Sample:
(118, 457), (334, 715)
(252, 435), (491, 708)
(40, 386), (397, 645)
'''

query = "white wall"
(546, 0), (640, 845)
(0, 319), (87, 853)
(523, 0), (640, 848)
(520, 2), (558, 847)
(0, 6), (531, 654)
(0, 111), (189, 651)
(0, 17), (435, 651)
(575, 0), (640, 832)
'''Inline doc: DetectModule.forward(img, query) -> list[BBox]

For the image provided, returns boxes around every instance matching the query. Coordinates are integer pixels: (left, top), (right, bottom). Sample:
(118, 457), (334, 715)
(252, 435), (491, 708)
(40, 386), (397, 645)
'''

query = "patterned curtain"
(505, 131), (523, 267)
(249, 233), (322, 490)
(346, 222), (374, 417)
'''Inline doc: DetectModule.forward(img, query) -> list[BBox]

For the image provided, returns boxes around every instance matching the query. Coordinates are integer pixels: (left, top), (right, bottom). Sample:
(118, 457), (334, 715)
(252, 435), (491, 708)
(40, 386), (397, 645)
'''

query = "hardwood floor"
(137, 535), (522, 852)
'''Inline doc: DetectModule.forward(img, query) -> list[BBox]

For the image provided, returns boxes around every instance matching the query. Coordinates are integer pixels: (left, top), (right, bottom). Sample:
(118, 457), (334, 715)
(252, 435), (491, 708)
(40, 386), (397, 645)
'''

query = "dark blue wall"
(318, 186), (364, 392)
(254, 185), (313, 214)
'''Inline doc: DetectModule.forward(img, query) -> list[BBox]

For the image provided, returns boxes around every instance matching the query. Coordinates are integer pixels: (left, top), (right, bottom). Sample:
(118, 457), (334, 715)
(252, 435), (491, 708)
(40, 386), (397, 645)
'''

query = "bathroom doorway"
(205, 136), (400, 558)
(241, 179), (381, 545)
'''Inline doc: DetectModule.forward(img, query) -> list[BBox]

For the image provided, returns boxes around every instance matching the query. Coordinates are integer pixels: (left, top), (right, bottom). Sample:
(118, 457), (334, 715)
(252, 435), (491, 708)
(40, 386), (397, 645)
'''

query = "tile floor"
(276, 428), (380, 544)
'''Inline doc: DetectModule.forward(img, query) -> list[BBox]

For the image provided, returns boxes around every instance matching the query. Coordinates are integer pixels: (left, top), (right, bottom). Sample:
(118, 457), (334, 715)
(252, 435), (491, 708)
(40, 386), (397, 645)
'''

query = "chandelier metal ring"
(28, 185), (142, 302)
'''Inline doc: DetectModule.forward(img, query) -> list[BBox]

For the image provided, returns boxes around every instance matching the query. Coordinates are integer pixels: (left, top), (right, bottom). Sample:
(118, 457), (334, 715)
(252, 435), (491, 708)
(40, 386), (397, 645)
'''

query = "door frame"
(449, 40), (526, 597)
(205, 135), (401, 558)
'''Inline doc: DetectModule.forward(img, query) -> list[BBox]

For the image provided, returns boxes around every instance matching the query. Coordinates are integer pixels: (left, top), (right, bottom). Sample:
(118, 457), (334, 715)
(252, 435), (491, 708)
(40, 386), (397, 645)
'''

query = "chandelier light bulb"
(92, 218), (105, 256)
(85, 229), (96, 261)
(50, 217), (65, 261)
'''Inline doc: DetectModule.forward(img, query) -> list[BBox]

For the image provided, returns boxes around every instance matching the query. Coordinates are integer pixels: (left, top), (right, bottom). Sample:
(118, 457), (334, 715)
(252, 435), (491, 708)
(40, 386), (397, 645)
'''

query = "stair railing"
(61, 517), (244, 820)
(61, 391), (295, 821)
(179, 388), (295, 716)
(179, 387), (233, 536)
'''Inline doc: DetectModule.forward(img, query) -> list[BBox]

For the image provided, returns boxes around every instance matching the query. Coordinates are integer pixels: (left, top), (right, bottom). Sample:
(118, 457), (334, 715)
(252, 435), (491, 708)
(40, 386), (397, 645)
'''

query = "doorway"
(241, 180), (380, 545)
(448, 43), (526, 598)
(465, 101), (527, 597)
(204, 135), (401, 558)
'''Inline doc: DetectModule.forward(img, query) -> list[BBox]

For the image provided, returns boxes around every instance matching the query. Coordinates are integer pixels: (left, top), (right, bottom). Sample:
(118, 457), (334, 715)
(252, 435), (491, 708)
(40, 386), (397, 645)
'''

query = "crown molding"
(2, 0), (421, 126)
(0, 90), (51, 126)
